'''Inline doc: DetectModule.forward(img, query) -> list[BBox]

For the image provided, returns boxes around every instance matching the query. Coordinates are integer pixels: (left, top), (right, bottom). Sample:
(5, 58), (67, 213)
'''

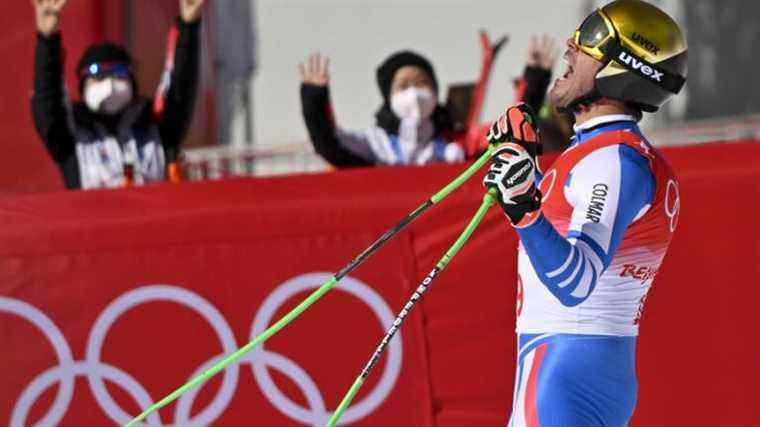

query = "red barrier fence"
(1, 141), (759, 426)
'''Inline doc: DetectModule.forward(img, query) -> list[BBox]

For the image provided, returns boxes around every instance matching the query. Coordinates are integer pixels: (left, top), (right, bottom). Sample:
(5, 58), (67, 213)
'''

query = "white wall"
(251, 0), (586, 149)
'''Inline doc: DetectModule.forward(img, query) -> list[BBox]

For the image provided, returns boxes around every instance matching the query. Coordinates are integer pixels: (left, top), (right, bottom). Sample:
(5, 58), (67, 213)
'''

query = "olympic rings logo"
(665, 179), (680, 233)
(1, 272), (402, 426)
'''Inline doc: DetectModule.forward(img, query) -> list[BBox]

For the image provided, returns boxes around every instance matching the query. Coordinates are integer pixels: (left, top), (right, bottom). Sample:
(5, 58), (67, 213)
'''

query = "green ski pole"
(326, 188), (498, 427)
(124, 147), (497, 427)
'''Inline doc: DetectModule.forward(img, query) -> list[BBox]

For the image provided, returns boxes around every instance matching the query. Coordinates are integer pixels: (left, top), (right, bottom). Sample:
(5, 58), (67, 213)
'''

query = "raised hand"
(180, 0), (206, 23)
(298, 53), (330, 87)
(31, 0), (67, 36)
(526, 35), (558, 71)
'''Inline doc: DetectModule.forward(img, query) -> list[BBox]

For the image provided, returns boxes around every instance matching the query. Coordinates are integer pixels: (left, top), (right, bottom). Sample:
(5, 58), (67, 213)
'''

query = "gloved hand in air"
(483, 103), (542, 227)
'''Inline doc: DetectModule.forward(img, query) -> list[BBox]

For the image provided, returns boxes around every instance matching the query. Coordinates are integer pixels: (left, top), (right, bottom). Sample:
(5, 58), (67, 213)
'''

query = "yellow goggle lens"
(574, 10), (615, 61)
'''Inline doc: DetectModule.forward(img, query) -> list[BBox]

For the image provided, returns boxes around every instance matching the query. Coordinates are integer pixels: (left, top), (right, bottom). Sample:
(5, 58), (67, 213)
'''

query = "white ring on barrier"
(2, 297), (75, 427)
(6, 274), (403, 425)
(86, 285), (239, 426)
(249, 272), (403, 426)
(15, 362), (161, 426)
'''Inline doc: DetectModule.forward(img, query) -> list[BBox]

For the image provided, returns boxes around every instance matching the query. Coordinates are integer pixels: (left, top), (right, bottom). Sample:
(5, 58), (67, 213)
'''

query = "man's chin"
(548, 88), (569, 109)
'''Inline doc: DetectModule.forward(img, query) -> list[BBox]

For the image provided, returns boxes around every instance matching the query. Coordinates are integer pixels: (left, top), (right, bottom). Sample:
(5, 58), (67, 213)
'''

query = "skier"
(482, 1), (687, 425)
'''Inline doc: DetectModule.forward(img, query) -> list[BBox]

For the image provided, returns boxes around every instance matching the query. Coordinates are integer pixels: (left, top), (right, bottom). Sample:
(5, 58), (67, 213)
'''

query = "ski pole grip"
(484, 187), (499, 203)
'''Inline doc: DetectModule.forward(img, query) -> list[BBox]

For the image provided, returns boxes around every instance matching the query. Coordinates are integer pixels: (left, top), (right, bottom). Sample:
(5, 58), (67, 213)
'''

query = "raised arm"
(30, 0), (76, 164)
(155, 0), (205, 157)
(517, 35), (557, 113)
(299, 53), (372, 167)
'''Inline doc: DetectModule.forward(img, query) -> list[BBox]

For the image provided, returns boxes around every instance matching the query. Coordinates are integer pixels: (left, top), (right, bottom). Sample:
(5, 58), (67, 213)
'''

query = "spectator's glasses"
(79, 62), (131, 80)
(573, 9), (616, 62)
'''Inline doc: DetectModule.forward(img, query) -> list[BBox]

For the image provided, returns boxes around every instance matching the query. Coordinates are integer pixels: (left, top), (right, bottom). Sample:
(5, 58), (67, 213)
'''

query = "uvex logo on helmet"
(617, 51), (665, 82)
(631, 32), (660, 55)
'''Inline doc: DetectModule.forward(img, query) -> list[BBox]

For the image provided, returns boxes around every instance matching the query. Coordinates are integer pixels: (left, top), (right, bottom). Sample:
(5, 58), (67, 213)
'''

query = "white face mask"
(84, 77), (133, 115)
(390, 86), (437, 121)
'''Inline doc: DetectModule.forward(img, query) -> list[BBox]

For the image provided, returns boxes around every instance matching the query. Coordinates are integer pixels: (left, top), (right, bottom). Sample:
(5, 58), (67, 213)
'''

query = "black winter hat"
(76, 43), (134, 92)
(376, 50), (438, 103)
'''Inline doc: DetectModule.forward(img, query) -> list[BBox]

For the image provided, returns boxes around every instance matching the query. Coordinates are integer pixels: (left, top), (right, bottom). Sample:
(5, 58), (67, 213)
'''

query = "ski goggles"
(79, 62), (131, 80)
(573, 9), (616, 62)
(572, 8), (686, 94)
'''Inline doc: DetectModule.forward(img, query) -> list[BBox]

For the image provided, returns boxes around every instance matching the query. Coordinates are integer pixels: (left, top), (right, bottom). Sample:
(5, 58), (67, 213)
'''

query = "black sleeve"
(300, 83), (370, 168)
(522, 66), (553, 114)
(157, 17), (201, 160)
(31, 32), (76, 164)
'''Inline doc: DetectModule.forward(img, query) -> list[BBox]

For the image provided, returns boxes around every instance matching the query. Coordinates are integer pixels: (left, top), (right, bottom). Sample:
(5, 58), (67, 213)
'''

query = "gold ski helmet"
(570, 0), (687, 113)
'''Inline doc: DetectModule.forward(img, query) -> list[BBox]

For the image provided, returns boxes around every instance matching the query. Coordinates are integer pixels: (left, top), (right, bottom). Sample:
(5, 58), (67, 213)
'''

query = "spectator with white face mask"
(300, 51), (465, 167)
(30, 0), (205, 190)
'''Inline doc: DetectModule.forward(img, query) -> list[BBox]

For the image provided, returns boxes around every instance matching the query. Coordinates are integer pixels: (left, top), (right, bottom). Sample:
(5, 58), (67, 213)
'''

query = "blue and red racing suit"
(508, 115), (680, 426)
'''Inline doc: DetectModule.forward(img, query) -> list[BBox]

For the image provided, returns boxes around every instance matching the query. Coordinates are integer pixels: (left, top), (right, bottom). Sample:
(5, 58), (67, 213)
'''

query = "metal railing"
(181, 143), (328, 181)
(181, 115), (760, 182)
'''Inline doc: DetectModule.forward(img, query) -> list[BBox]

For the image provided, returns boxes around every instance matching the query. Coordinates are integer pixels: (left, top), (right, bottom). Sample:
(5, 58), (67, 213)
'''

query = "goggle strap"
(603, 42), (685, 94)
(78, 62), (132, 80)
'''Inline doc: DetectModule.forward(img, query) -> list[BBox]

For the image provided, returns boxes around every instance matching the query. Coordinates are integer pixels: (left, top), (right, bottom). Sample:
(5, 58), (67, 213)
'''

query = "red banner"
(0, 176), (437, 426)
(2, 141), (760, 426)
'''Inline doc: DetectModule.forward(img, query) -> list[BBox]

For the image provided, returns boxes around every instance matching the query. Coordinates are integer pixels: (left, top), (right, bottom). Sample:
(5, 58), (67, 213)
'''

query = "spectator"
(466, 35), (571, 156)
(513, 35), (573, 153)
(31, 0), (204, 190)
(300, 51), (465, 168)
(515, 35), (557, 114)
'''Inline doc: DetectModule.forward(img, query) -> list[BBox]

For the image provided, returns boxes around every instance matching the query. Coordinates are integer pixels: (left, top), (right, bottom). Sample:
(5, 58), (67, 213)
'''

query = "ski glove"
(486, 103), (542, 158)
(483, 103), (543, 227)
(484, 144), (542, 227)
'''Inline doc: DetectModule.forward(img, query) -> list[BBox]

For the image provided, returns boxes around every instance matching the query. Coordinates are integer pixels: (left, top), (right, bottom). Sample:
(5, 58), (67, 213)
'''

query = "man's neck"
(573, 99), (631, 127)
